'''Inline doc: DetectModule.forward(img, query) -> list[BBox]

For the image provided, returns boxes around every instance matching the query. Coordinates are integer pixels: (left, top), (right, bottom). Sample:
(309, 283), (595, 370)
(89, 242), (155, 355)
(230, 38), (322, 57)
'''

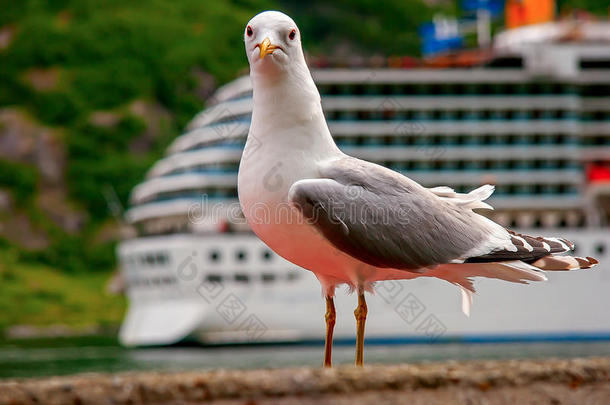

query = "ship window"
(287, 272), (300, 281)
(156, 253), (168, 265)
(235, 273), (250, 283)
(206, 274), (223, 283)
(595, 243), (605, 255)
(261, 273), (276, 283)
(262, 249), (273, 261)
(209, 250), (221, 262)
(236, 250), (247, 261)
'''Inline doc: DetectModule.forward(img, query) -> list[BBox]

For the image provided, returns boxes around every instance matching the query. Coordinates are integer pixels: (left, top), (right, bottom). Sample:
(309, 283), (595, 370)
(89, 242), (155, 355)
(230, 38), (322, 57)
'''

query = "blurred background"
(0, 0), (609, 378)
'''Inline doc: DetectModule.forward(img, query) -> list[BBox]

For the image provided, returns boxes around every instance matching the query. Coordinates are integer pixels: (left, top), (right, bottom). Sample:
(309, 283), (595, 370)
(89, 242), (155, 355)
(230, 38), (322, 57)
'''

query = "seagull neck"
(250, 67), (340, 156)
(251, 68), (320, 117)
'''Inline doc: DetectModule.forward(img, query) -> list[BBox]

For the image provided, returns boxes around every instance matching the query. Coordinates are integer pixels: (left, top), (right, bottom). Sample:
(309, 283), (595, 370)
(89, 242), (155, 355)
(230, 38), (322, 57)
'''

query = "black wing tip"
(586, 256), (599, 266)
(467, 231), (577, 264)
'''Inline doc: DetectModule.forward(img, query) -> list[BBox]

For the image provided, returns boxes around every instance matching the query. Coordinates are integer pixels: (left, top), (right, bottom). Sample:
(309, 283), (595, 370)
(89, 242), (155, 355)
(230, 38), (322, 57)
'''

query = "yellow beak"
(258, 37), (277, 59)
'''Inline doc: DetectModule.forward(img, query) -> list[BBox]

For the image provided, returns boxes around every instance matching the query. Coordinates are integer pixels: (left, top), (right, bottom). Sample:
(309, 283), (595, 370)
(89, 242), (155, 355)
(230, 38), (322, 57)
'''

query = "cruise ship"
(117, 20), (610, 346)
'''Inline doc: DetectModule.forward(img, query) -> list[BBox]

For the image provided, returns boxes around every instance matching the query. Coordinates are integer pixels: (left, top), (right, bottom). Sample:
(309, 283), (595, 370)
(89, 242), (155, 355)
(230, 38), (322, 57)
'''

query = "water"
(2, 340), (610, 379)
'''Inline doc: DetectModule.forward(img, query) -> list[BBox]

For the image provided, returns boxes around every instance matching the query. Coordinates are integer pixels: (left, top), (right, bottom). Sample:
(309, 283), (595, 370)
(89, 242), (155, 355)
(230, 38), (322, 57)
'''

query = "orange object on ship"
(506, 0), (556, 29)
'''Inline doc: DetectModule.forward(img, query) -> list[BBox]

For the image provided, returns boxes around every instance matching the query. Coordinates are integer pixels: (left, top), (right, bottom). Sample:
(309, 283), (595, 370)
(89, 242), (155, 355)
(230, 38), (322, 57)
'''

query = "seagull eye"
(246, 26), (253, 37)
(288, 29), (296, 40)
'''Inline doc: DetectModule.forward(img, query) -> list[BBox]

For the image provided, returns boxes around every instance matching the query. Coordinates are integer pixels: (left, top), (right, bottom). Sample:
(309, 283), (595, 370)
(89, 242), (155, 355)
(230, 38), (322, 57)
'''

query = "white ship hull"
(118, 230), (610, 346)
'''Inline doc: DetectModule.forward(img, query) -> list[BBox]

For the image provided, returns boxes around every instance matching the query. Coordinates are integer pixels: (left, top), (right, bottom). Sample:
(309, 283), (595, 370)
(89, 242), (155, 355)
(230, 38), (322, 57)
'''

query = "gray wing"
(288, 156), (501, 271)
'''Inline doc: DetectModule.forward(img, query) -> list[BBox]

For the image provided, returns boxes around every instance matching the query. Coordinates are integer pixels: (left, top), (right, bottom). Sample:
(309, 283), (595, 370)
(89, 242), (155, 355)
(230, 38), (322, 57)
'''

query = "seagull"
(237, 10), (598, 367)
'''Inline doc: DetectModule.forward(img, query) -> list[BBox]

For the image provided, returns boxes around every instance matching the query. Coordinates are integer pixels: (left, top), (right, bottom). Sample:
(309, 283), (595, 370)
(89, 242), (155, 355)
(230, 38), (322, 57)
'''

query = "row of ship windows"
(164, 160), (581, 177)
(188, 134), (609, 154)
(124, 248), (277, 268)
(206, 111), (610, 125)
(323, 111), (610, 121)
(493, 212), (587, 229)
(128, 276), (177, 287)
(337, 134), (578, 146)
(124, 253), (170, 267)
(204, 271), (300, 283)
(125, 244), (606, 289)
(191, 140), (245, 151)
(208, 248), (275, 263)
(126, 271), (301, 287)
(394, 161), (580, 171)
(316, 84), (609, 97)
(223, 84), (609, 101)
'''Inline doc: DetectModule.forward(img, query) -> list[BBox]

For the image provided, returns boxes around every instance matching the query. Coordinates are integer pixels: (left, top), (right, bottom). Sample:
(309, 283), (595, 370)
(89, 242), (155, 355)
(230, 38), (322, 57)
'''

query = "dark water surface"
(2, 339), (610, 379)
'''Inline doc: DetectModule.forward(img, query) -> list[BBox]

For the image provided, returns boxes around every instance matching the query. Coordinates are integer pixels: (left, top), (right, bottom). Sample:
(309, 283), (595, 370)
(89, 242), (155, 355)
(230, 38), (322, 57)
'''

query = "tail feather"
(429, 184), (495, 211)
(532, 255), (599, 270)
(460, 287), (473, 317)
(429, 260), (549, 316)
(430, 257), (598, 316)
(431, 261), (547, 290)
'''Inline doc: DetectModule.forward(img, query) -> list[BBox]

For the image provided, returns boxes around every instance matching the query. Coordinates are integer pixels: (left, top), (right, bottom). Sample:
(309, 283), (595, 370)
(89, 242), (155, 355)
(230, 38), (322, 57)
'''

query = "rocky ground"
(0, 357), (609, 404)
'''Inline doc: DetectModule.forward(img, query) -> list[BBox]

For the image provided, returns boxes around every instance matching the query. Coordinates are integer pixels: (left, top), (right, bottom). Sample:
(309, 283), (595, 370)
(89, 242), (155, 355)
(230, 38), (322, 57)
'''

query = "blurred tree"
(280, 0), (457, 56)
(557, 0), (609, 15)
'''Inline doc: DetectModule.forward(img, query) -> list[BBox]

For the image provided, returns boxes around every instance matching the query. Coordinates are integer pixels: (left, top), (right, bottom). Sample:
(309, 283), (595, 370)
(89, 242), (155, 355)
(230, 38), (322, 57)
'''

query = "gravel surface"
(1, 357), (609, 404)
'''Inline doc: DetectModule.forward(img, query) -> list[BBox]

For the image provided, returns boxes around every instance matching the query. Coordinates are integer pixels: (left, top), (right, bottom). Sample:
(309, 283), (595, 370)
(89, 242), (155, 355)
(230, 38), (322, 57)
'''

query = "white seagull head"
(244, 11), (306, 75)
